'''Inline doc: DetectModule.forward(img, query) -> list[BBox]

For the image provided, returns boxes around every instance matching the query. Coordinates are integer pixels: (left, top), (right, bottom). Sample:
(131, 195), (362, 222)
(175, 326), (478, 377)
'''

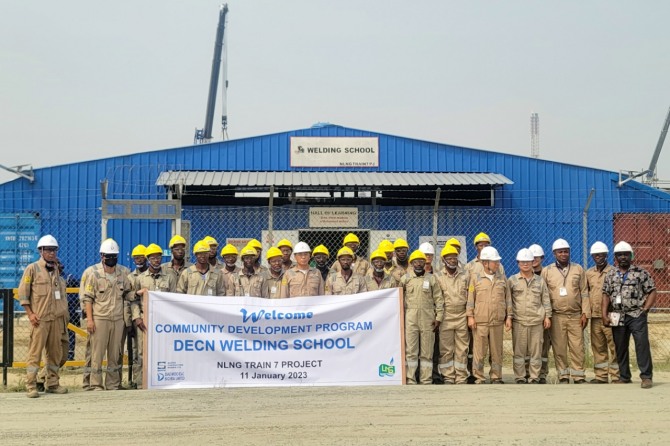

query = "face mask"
(104, 257), (118, 267)
(374, 267), (384, 273)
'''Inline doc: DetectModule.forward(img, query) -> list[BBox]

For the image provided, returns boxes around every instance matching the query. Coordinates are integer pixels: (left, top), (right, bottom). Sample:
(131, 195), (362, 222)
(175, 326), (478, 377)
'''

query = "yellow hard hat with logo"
(248, 238), (263, 250)
(277, 239), (293, 250)
(473, 232), (491, 245)
(378, 240), (394, 253)
(337, 246), (355, 258)
(131, 244), (146, 257)
(312, 245), (330, 257)
(145, 243), (163, 257)
(266, 246), (283, 260)
(220, 244), (238, 257)
(203, 236), (218, 247)
(441, 244), (459, 258)
(169, 235), (187, 248)
(408, 250), (427, 263)
(370, 249), (386, 261)
(193, 240), (210, 254)
(393, 238), (409, 249)
(343, 233), (360, 245)
(240, 246), (258, 257)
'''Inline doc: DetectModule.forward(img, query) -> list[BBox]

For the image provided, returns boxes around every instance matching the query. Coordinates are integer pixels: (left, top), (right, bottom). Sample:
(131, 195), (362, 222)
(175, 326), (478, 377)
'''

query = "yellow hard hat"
(169, 235), (187, 248)
(240, 246), (258, 257)
(131, 244), (146, 257)
(193, 240), (210, 254)
(441, 245), (459, 257)
(266, 246), (283, 260)
(312, 244), (330, 257)
(393, 238), (409, 249)
(220, 243), (238, 257)
(473, 232), (491, 245)
(203, 235), (218, 247)
(145, 243), (163, 257)
(337, 246), (355, 258)
(277, 239), (293, 249)
(370, 249), (386, 261)
(343, 233), (360, 245)
(378, 240), (394, 253)
(248, 238), (263, 250)
(409, 250), (427, 263)
(447, 237), (461, 248)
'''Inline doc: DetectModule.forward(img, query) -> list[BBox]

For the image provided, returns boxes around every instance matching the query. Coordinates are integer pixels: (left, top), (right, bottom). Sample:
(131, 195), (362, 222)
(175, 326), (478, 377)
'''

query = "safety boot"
(46, 386), (68, 394)
(26, 389), (40, 398)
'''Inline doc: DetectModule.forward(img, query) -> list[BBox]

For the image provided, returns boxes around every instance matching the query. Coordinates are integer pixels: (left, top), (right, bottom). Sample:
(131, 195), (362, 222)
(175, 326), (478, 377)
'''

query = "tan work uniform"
(282, 261), (296, 272)
(232, 269), (266, 297)
(387, 258), (408, 282)
(326, 271), (368, 295)
(118, 267), (144, 387)
(81, 263), (135, 390)
(131, 268), (177, 387)
(400, 270), (444, 384)
(586, 264), (619, 382)
(161, 260), (192, 283)
(263, 270), (284, 299)
(542, 263), (590, 382)
(507, 273), (551, 382)
(331, 255), (371, 277)
(435, 267), (470, 384)
(364, 271), (399, 291)
(279, 266), (325, 298)
(467, 269), (511, 383)
(176, 265), (228, 296)
(221, 265), (241, 296)
(19, 259), (68, 392)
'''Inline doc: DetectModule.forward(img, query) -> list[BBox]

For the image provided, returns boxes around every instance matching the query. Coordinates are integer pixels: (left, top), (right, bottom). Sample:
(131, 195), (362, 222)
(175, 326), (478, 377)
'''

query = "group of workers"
(18, 230), (657, 397)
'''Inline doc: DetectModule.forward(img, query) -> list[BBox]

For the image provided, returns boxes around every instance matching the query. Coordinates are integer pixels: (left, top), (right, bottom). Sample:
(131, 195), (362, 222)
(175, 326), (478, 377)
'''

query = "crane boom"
(646, 106), (670, 181)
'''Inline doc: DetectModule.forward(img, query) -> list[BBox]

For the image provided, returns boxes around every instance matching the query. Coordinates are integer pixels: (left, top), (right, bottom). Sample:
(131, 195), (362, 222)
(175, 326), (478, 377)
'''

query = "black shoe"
(466, 375), (476, 384)
(559, 378), (570, 384)
(36, 382), (45, 392)
(515, 379), (527, 384)
(538, 378), (547, 384)
(491, 379), (504, 384)
(589, 379), (607, 384)
(573, 379), (586, 384)
(529, 379), (540, 384)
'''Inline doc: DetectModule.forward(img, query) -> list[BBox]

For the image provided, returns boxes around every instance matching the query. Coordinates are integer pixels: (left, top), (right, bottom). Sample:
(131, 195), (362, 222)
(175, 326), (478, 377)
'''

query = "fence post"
(268, 185), (275, 244)
(432, 188), (441, 247)
(2, 289), (15, 387)
(582, 188), (595, 366)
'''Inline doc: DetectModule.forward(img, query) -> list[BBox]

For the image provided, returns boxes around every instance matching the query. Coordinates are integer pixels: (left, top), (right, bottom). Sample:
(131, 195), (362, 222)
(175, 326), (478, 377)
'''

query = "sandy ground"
(1, 370), (669, 445)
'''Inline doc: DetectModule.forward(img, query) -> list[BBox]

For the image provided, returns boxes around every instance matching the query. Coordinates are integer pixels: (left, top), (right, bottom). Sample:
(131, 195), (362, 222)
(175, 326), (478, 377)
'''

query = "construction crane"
(194, 4), (229, 145)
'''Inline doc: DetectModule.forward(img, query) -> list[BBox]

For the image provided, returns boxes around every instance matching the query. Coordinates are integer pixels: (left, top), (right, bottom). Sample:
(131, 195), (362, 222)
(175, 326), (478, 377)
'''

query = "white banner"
(290, 137), (379, 167)
(145, 289), (404, 389)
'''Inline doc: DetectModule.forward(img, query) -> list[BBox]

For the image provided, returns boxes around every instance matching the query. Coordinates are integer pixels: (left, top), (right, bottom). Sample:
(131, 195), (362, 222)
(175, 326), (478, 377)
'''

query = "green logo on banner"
(378, 358), (396, 377)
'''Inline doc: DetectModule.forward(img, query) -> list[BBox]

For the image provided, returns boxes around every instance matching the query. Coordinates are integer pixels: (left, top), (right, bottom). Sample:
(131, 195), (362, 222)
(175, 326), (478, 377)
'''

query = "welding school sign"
(290, 137), (379, 167)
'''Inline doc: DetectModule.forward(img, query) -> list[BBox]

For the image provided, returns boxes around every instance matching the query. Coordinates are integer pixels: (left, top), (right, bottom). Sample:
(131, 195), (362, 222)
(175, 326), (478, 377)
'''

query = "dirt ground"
(1, 369), (669, 445)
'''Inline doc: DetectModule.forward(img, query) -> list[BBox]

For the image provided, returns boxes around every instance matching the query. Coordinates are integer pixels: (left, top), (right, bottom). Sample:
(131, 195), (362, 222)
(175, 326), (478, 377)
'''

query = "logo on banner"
(156, 360), (186, 382)
(378, 358), (396, 377)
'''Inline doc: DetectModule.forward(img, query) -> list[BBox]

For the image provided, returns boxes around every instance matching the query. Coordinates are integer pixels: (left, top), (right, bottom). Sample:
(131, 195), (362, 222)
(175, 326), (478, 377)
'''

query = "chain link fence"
(3, 206), (670, 377)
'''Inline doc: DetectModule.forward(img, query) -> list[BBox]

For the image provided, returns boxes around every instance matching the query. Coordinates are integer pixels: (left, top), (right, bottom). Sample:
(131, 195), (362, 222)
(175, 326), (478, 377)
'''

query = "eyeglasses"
(41, 247), (58, 252)
(103, 254), (118, 260)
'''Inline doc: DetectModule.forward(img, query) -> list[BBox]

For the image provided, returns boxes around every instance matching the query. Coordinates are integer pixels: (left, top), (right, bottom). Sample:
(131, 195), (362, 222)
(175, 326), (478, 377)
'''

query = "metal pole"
(432, 188), (441, 269)
(582, 188), (595, 268)
(268, 185), (275, 245)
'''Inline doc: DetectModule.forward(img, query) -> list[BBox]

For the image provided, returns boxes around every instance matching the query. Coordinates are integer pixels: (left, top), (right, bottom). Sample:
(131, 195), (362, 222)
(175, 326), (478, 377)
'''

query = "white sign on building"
(309, 207), (359, 228)
(290, 137), (379, 168)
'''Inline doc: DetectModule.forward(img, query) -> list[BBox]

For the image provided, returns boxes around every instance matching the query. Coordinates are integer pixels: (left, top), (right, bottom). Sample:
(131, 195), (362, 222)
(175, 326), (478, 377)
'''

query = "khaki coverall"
(81, 263), (135, 390)
(586, 264), (619, 382)
(161, 260), (192, 283)
(400, 271), (444, 384)
(364, 271), (399, 291)
(118, 267), (142, 387)
(232, 269), (266, 297)
(262, 271), (284, 299)
(507, 273), (551, 382)
(387, 258), (407, 282)
(176, 265), (228, 296)
(542, 263), (590, 382)
(435, 267), (470, 384)
(331, 256), (371, 277)
(279, 267), (325, 298)
(222, 265), (241, 296)
(326, 271), (368, 295)
(467, 270), (511, 383)
(19, 259), (68, 392)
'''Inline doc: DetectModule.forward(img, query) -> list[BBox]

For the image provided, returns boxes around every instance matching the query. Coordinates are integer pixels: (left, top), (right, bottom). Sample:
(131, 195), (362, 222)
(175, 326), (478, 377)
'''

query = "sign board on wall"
(290, 137), (379, 168)
(309, 208), (359, 228)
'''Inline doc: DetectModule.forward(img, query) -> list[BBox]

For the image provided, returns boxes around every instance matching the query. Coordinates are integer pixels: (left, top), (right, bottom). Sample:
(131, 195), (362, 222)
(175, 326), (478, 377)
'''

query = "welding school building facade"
(1, 124), (669, 302)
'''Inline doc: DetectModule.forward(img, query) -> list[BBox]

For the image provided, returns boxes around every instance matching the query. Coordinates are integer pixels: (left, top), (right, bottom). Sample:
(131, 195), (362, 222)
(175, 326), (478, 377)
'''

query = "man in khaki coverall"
(467, 246), (511, 384)
(326, 247), (368, 295)
(365, 250), (399, 291)
(161, 235), (192, 282)
(436, 245), (470, 384)
(400, 250), (443, 384)
(232, 246), (266, 297)
(81, 238), (135, 391)
(220, 244), (241, 296)
(279, 242), (325, 298)
(330, 233), (370, 277)
(508, 248), (552, 384)
(542, 238), (590, 384)
(176, 240), (228, 296)
(528, 243), (551, 383)
(19, 235), (69, 398)
(263, 247), (285, 299)
(586, 242), (620, 383)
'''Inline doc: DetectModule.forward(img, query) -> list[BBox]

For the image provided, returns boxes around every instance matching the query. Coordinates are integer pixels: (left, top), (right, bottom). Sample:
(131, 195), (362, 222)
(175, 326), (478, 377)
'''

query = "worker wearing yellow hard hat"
(399, 249), (444, 385)
(386, 238), (410, 282)
(325, 247), (367, 295)
(263, 247), (284, 299)
(202, 236), (223, 269)
(465, 232), (504, 276)
(124, 243), (148, 387)
(176, 240), (228, 296)
(231, 246), (266, 298)
(276, 239), (295, 271)
(434, 244), (469, 384)
(218, 244), (240, 292)
(131, 244), (148, 273)
(247, 238), (267, 274)
(162, 235), (192, 283)
(378, 239), (395, 266)
(312, 245), (330, 281)
(331, 233), (370, 277)
(366, 249), (399, 291)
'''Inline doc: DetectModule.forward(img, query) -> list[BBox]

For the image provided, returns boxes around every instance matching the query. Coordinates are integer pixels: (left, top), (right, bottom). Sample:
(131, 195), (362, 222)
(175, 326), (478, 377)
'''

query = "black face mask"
(104, 257), (118, 267)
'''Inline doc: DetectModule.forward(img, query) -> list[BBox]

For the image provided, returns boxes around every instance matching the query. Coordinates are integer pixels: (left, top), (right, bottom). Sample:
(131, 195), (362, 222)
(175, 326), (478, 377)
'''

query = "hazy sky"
(1, 0), (669, 185)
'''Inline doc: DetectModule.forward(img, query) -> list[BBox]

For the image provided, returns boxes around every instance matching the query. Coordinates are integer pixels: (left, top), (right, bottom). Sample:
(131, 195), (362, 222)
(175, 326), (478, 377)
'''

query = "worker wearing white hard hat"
(585, 242), (620, 383)
(18, 235), (69, 398)
(466, 233), (506, 277)
(466, 246), (511, 384)
(528, 244), (545, 276)
(541, 238), (590, 384)
(279, 242), (325, 298)
(419, 242), (436, 274)
(527, 243), (549, 381)
(508, 248), (552, 384)
(603, 241), (657, 388)
(80, 238), (135, 390)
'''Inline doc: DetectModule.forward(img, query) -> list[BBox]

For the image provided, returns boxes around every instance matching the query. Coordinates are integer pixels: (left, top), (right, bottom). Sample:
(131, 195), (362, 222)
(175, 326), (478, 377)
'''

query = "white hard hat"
(99, 238), (120, 254)
(419, 242), (435, 255)
(37, 234), (59, 249)
(590, 241), (609, 255)
(516, 248), (534, 262)
(552, 238), (570, 251)
(613, 241), (633, 254)
(480, 246), (502, 261)
(293, 241), (311, 254)
(528, 244), (544, 257)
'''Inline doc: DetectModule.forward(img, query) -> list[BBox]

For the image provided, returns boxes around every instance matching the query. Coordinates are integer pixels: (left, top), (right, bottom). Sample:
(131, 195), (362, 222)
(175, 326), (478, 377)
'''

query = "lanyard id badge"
(559, 287), (567, 297)
(207, 288), (213, 296)
(423, 280), (430, 290)
(54, 290), (61, 300)
(271, 286), (277, 294)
